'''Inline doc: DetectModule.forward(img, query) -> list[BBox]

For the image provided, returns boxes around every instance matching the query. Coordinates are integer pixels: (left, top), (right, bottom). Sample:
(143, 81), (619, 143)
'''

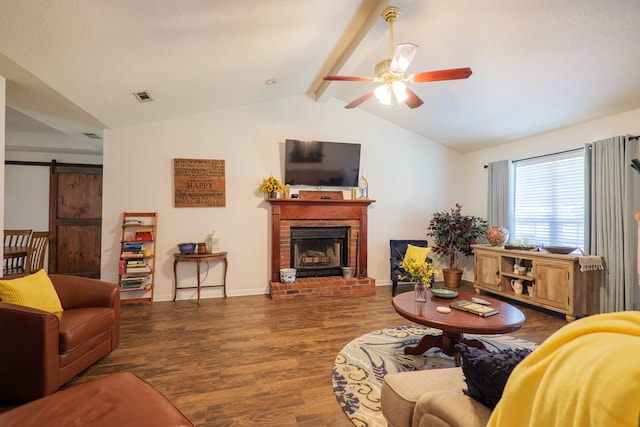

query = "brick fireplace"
(268, 198), (375, 299)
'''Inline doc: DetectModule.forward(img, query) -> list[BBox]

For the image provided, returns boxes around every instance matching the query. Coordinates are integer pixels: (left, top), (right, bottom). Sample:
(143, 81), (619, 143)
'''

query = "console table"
(473, 245), (600, 321)
(173, 252), (228, 304)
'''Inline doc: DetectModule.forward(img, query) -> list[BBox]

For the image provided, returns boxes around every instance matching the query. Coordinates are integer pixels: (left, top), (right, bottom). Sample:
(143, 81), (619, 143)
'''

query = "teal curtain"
(584, 136), (638, 312)
(487, 160), (514, 233)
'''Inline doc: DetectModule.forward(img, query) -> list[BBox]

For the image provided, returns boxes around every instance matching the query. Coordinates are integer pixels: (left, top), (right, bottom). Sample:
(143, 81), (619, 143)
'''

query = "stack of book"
(135, 228), (153, 241)
(122, 242), (143, 257)
(120, 277), (148, 290)
(125, 259), (151, 274)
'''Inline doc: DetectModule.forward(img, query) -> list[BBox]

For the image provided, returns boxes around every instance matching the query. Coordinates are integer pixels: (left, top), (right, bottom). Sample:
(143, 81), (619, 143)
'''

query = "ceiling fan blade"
(389, 43), (418, 74)
(412, 67), (472, 83)
(404, 88), (424, 109)
(345, 90), (375, 109)
(323, 75), (375, 82)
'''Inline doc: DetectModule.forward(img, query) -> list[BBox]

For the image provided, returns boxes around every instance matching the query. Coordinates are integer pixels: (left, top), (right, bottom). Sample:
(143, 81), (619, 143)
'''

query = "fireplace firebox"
(290, 226), (349, 277)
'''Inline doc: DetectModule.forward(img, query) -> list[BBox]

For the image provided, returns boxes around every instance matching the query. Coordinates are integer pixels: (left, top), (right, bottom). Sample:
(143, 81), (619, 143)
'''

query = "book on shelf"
(120, 277), (145, 288)
(126, 267), (151, 273)
(135, 228), (153, 235)
(120, 276), (147, 282)
(122, 252), (143, 258)
(449, 300), (500, 317)
(123, 242), (144, 251)
(124, 219), (143, 226)
(120, 276), (148, 283)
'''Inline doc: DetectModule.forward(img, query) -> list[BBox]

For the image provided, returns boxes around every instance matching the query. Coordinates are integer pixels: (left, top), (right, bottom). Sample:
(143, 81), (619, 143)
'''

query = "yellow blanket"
(488, 311), (640, 427)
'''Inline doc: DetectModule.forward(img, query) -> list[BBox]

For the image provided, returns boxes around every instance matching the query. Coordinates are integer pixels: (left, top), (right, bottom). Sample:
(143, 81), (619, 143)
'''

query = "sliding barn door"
(48, 163), (103, 277)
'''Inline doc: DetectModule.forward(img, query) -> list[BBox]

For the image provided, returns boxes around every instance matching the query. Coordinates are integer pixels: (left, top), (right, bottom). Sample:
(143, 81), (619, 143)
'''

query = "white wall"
(101, 95), (463, 301)
(4, 165), (49, 231)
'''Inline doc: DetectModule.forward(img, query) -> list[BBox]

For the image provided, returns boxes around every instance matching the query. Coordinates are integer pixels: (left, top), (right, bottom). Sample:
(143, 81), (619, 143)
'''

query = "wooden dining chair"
(4, 229), (32, 247)
(23, 231), (50, 274)
(3, 229), (32, 274)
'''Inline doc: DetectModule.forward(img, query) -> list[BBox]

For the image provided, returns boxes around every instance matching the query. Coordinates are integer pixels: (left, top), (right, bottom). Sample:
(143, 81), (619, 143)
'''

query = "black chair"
(389, 240), (433, 296)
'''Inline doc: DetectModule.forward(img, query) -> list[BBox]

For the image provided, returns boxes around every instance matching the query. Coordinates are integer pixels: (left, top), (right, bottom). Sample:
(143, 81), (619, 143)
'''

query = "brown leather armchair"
(0, 274), (120, 402)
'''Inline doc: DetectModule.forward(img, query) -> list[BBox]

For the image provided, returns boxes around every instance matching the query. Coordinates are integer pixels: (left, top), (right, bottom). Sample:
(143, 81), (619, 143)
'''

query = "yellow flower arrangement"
(399, 258), (440, 288)
(259, 176), (283, 193)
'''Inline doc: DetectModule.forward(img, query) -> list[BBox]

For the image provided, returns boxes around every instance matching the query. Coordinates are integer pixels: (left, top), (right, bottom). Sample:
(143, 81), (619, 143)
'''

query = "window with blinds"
(513, 149), (584, 248)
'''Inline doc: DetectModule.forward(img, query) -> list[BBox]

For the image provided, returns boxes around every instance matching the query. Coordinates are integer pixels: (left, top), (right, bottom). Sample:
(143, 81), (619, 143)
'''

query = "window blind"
(514, 149), (584, 248)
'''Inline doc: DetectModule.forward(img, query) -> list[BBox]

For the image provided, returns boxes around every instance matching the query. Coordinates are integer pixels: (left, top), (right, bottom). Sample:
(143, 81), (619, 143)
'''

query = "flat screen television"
(284, 139), (361, 187)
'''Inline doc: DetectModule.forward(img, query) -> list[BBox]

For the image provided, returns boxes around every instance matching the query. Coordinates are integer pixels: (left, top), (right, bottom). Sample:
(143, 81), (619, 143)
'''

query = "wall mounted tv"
(284, 139), (361, 187)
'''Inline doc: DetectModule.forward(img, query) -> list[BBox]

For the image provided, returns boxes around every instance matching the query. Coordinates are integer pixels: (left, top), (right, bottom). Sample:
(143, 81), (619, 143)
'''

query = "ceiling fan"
(323, 6), (472, 109)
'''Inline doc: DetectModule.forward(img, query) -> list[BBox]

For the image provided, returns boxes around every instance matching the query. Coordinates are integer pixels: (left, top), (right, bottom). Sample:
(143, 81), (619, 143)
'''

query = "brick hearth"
(267, 198), (375, 299)
(270, 276), (376, 299)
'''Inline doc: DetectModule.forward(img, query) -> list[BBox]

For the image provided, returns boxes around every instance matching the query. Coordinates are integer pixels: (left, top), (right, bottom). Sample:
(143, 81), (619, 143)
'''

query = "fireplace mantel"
(267, 198), (375, 283)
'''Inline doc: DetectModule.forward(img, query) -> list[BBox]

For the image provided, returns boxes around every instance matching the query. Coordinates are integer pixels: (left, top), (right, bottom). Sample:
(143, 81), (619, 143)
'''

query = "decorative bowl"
(178, 243), (196, 255)
(542, 246), (579, 255)
(431, 288), (458, 299)
(279, 268), (297, 284)
(486, 226), (509, 246)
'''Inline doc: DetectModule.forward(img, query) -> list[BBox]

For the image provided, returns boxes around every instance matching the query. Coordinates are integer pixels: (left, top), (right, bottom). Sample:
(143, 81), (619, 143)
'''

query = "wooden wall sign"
(174, 158), (226, 207)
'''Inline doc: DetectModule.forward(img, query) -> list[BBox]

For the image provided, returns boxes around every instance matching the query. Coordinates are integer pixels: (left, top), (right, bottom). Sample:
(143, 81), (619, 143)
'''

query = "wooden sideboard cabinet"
(472, 244), (600, 321)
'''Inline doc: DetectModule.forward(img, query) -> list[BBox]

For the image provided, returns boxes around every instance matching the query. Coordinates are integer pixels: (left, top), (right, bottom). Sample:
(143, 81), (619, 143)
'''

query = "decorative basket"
(279, 268), (297, 284)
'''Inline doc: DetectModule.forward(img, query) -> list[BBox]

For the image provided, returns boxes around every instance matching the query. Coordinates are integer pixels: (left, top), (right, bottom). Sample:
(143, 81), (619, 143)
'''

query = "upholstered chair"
(0, 273), (120, 401)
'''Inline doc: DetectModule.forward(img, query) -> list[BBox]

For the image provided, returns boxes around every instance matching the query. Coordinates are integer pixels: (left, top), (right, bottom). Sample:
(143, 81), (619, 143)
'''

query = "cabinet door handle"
(495, 270), (500, 276)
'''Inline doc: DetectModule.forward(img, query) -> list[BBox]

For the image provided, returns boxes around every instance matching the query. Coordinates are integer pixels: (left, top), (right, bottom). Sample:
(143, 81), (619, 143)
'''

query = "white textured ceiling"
(1, 0), (640, 154)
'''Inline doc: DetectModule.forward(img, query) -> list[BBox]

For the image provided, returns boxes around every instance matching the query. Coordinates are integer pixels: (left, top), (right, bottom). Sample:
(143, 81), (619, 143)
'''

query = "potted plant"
(427, 203), (487, 288)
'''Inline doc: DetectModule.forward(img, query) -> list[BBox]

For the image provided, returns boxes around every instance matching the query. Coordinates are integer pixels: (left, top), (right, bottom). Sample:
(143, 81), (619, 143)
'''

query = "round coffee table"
(392, 289), (525, 364)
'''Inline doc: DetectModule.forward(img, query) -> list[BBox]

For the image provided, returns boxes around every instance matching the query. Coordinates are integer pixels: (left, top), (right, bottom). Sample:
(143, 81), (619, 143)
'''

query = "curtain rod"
(483, 147), (583, 169)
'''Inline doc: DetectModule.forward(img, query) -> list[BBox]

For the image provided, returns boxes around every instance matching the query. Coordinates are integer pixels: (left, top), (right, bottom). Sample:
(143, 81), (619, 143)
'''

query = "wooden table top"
(173, 252), (227, 262)
(392, 289), (525, 336)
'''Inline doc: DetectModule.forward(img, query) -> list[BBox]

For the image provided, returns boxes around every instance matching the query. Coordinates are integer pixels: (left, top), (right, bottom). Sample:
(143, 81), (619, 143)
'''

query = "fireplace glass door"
(290, 226), (349, 277)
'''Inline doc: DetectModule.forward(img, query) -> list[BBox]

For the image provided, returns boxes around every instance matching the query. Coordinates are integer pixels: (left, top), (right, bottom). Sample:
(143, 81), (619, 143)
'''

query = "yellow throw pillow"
(403, 244), (432, 264)
(0, 269), (64, 313)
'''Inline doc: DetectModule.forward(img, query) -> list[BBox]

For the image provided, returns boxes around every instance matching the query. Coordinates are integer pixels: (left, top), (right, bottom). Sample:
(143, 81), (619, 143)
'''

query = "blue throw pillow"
(455, 343), (532, 409)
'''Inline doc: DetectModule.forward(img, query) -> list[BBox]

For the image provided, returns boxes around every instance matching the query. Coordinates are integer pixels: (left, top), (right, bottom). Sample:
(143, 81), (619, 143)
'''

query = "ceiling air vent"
(133, 91), (153, 103)
(83, 132), (102, 139)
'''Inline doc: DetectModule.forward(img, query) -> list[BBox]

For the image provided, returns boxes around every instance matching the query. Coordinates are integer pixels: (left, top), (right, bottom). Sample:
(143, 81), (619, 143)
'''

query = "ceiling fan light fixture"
(374, 84), (392, 105)
(375, 81), (408, 106)
(323, 6), (471, 110)
(392, 81), (408, 102)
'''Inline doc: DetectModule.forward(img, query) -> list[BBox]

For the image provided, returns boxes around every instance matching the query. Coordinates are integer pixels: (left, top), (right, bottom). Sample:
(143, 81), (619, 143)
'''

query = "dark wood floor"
(2, 282), (567, 426)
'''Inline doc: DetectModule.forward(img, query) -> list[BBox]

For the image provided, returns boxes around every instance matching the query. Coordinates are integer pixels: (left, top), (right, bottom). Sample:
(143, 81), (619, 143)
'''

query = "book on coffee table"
(449, 300), (500, 317)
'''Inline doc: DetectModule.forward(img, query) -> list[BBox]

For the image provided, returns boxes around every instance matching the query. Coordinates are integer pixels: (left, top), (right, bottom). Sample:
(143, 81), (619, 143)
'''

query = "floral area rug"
(332, 325), (538, 427)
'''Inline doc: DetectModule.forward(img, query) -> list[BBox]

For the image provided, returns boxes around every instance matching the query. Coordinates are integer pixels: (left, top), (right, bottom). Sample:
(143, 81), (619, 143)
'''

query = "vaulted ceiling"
(2, 0), (640, 154)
